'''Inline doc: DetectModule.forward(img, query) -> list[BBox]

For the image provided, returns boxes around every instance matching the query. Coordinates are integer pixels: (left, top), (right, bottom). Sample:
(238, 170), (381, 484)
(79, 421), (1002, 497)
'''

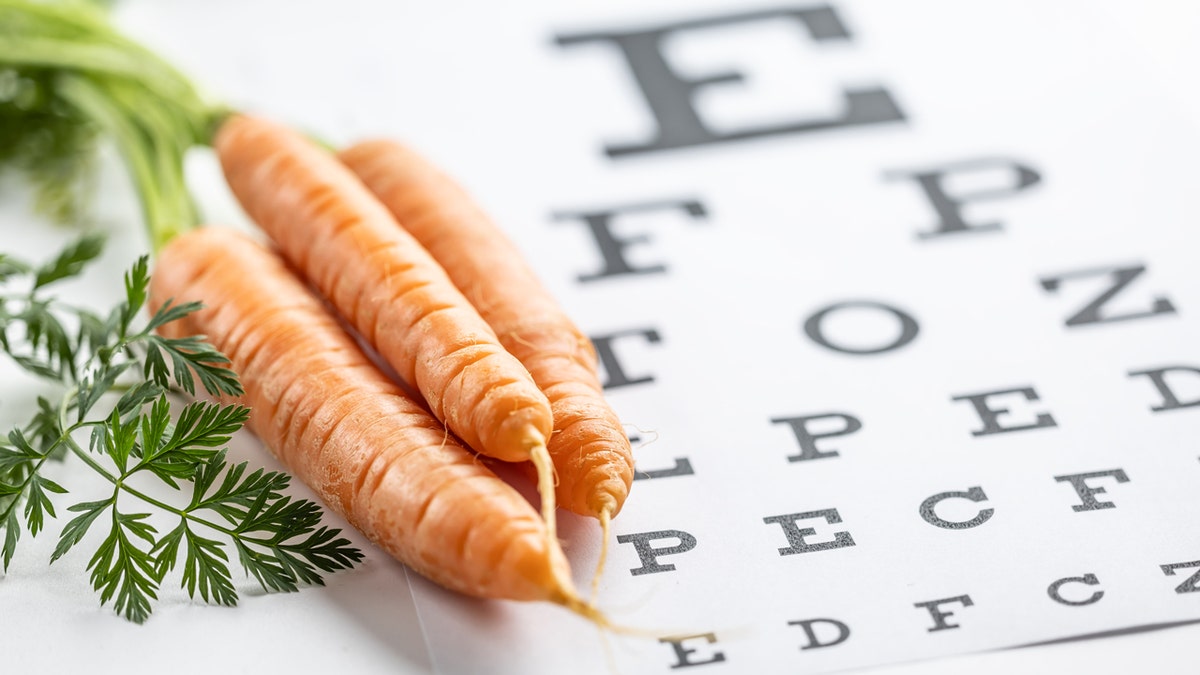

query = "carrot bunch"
(189, 114), (636, 610)
(3, 0), (635, 616)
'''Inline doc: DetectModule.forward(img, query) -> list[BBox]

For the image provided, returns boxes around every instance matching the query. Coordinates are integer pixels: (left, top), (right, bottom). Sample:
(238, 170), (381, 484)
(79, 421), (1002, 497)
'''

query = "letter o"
(803, 301), (920, 355)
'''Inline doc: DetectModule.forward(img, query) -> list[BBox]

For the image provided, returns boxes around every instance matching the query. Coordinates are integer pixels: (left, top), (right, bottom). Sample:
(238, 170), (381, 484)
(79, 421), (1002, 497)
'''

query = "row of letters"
(616, 467), (1187, 579)
(655, 563), (1200, 669)
(559, 191), (1177, 349)
(606, 369), (1200, 480)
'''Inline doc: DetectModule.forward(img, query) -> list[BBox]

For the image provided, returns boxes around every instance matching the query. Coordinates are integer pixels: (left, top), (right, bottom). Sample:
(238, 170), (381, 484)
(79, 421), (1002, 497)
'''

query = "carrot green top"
(0, 0), (221, 251)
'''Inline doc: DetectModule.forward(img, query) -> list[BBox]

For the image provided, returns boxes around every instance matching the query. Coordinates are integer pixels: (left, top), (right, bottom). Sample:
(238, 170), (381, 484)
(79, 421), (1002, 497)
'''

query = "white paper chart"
(5, 2), (1200, 674)
(384, 1), (1200, 672)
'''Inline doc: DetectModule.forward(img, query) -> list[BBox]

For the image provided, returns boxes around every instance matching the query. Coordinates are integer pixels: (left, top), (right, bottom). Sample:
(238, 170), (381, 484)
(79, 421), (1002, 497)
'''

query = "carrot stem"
(0, 38), (195, 102)
(55, 74), (192, 252)
(0, 1), (219, 250)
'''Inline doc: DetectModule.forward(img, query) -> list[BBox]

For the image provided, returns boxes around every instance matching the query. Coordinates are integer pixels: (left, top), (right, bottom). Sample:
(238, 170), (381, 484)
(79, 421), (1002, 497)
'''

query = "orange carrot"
(148, 227), (585, 606)
(213, 114), (561, 541)
(339, 141), (634, 525)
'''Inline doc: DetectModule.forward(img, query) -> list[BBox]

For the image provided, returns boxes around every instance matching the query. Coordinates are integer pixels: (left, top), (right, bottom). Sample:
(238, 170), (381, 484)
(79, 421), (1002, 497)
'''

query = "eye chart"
(382, 1), (1200, 672)
(5, 1), (1200, 674)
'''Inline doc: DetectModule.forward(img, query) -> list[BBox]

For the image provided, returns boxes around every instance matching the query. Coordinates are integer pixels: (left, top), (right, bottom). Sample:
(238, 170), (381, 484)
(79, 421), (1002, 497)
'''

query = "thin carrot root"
(557, 562), (706, 640)
(626, 424), (660, 450)
(557, 590), (610, 628)
(528, 433), (558, 544)
(590, 506), (613, 604)
(556, 591), (674, 638)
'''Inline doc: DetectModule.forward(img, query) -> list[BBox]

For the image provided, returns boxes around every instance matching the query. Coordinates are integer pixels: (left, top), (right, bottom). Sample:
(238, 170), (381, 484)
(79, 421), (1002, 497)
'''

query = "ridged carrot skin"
(148, 227), (575, 602)
(340, 140), (634, 519)
(213, 114), (551, 466)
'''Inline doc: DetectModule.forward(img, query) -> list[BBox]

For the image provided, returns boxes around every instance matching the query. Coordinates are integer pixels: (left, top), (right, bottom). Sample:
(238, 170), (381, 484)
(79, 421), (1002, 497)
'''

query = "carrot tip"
(528, 434), (558, 544)
(589, 507), (613, 604)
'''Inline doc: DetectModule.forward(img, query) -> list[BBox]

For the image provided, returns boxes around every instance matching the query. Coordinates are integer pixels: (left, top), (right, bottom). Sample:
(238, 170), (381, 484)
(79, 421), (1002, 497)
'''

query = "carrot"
(147, 226), (590, 607)
(213, 114), (561, 542)
(338, 141), (635, 523)
(338, 140), (635, 597)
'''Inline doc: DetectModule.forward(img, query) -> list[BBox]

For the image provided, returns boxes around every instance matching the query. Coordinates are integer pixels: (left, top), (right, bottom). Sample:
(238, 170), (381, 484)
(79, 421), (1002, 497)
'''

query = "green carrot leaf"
(33, 232), (105, 289)
(120, 254), (149, 333)
(86, 509), (159, 624)
(51, 497), (111, 563)
(2, 239), (360, 622)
